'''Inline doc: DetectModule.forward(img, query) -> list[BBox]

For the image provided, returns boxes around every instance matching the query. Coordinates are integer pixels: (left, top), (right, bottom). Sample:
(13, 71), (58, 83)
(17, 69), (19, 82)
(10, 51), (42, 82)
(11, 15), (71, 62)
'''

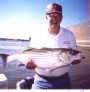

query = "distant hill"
(66, 23), (88, 41)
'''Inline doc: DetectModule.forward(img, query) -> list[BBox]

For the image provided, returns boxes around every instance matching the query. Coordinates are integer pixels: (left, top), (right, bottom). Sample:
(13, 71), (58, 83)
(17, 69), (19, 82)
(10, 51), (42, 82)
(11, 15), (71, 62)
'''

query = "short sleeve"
(69, 32), (77, 50)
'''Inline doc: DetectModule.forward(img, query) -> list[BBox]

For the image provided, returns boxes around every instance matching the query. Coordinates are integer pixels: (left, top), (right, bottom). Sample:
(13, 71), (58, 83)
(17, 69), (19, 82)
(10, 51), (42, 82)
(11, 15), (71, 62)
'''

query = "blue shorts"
(32, 73), (71, 89)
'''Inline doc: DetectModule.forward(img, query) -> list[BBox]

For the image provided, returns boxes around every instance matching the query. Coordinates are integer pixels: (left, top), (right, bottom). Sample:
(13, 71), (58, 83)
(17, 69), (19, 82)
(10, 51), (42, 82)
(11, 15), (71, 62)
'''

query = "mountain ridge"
(66, 23), (88, 41)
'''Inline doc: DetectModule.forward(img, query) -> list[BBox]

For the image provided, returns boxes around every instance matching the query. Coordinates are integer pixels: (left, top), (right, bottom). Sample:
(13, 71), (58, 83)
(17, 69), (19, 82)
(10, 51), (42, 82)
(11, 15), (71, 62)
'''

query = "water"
(0, 40), (35, 88)
(0, 40), (29, 54)
(0, 40), (30, 69)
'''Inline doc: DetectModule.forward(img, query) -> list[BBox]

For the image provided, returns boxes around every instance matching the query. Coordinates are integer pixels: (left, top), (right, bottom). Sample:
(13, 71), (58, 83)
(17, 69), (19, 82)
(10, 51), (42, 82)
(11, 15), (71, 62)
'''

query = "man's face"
(45, 12), (62, 28)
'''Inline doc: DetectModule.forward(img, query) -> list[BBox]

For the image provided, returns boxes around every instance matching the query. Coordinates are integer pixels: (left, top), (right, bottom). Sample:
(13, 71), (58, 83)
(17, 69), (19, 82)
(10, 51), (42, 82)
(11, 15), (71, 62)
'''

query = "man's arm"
(69, 31), (82, 65)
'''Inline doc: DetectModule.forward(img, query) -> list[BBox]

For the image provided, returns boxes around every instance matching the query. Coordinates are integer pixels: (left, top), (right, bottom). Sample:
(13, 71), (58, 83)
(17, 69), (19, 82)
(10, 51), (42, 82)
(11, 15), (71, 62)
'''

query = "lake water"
(0, 40), (90, 89)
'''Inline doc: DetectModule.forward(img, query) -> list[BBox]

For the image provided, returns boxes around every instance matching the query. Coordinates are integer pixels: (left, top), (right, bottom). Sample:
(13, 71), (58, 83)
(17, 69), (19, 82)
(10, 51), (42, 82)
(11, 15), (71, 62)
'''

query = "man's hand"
(71, 53), (85, 65)
(25, 59), (37, 69)
(71, 60), (81, 65)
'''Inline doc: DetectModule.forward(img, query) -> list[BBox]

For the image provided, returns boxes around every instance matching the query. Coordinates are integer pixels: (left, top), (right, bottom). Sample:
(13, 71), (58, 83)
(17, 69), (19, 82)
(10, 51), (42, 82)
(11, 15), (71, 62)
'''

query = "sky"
(0, 0), (88, 39)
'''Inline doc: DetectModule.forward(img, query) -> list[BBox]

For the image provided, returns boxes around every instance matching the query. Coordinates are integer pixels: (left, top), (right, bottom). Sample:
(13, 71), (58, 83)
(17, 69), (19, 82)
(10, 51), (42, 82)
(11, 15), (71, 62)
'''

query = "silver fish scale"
(7, 48), (81, 73)
(22, 48), (79, 55)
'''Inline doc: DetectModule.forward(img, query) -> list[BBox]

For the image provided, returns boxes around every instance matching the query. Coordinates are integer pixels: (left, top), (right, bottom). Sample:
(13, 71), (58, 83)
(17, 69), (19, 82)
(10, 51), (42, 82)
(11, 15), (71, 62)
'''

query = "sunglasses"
(46, 12), (62, 17)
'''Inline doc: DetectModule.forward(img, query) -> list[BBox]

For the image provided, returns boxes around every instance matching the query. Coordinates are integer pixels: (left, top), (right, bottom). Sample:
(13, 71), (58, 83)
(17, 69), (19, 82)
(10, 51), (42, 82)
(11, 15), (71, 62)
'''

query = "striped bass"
(7, 47), (82, 72)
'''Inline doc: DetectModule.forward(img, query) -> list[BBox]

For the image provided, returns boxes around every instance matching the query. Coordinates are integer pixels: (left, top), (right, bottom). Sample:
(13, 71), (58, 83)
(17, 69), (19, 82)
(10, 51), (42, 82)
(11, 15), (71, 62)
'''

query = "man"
(17, 3), (81, 89)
